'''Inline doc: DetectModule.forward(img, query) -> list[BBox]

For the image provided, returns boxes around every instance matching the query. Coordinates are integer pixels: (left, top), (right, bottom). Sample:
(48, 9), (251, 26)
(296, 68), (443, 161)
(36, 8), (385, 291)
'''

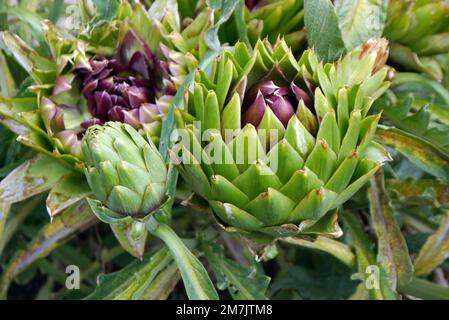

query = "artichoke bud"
(174, 39), (391, 239)
(40, 97), (66, 134)
(34, 18), (182, 161)
(82, 122), (168, 223)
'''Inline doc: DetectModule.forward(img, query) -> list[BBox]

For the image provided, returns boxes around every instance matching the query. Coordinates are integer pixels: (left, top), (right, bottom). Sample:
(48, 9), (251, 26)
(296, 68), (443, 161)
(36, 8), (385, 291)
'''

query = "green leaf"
(91, 0), (119, 28)
(0, 51), (16, 97)
(205, 0), (241, 51)
(0, 195), (44, 258)
(232, 0), (250, 46)
(399, 277), (449, 300)
(414, 211), (449, 276)
(0, 200), (96, 299)
(375, 90), (449, 159)
(0, 155), (73, 205)
(271, 249), (358, 300)
(281, 236), (356, 269)
(334, 0), (388, 49)
(389, 44), (444, 81)
(46, 173), (91, 218)
(391, 73), (449, 112)
(48, 0), (65, 23)
(86, 247), (180, 300)
(110, 219), (148, 259)
(342, 212), (398, 300)
(0, 202), (11, 256)
(146, 217), (219, 300)
(202, 240), (270, 300)
(0, 32), (56, 84)
(386, 179), (449, 208)
(304, 0), (346, 62)
(0, 7), (51, 56)
(368, 171), (414, 288)
(377, 127), (449, 183)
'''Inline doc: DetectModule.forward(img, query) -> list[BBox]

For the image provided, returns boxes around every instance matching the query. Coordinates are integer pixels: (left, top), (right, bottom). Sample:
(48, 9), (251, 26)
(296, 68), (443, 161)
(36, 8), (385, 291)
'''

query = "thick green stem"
(399, 277), (449, 300)
(146, 216), (218, 300)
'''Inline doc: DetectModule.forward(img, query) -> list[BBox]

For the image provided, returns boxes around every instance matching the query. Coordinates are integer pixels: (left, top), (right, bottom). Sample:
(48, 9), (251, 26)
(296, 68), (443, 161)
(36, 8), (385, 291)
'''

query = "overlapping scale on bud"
(171, 38), (391, 239)
(384, 0), (449, 81)
(82, 122), (168, 221)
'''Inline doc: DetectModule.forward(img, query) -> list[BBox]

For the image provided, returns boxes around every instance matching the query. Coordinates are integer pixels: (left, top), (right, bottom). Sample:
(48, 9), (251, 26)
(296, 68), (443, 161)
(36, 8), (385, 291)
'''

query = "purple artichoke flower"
(77, 30), (170, 130)
(242, 80), (313, 128)
(40, 30), (174, 158)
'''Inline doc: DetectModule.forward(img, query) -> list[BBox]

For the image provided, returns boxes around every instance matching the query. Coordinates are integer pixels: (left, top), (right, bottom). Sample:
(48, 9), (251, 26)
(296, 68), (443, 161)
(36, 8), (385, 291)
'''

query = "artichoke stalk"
(171, 38), (391, 239)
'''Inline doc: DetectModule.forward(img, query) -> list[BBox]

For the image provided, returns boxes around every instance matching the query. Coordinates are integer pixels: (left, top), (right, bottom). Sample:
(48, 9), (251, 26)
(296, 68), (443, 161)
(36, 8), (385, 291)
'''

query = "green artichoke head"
(82, 122), (168, 222)
(171, 38), (392, 239)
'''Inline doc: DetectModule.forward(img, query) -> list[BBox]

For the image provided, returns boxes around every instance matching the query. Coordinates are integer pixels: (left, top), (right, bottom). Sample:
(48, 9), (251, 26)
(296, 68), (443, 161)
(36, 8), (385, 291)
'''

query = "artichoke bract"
(82, 122), (168, 222)
(171, 38), (391, 239)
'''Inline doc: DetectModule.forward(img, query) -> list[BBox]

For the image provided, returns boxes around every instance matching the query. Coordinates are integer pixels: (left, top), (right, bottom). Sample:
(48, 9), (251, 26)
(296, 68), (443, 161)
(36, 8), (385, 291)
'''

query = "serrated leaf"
(334, 0), (388, 49)
(304, 0), (346, 62)
(86, 247), (179, 300)
(202, 240), (269, 300)
(376, 84), (449, 159)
